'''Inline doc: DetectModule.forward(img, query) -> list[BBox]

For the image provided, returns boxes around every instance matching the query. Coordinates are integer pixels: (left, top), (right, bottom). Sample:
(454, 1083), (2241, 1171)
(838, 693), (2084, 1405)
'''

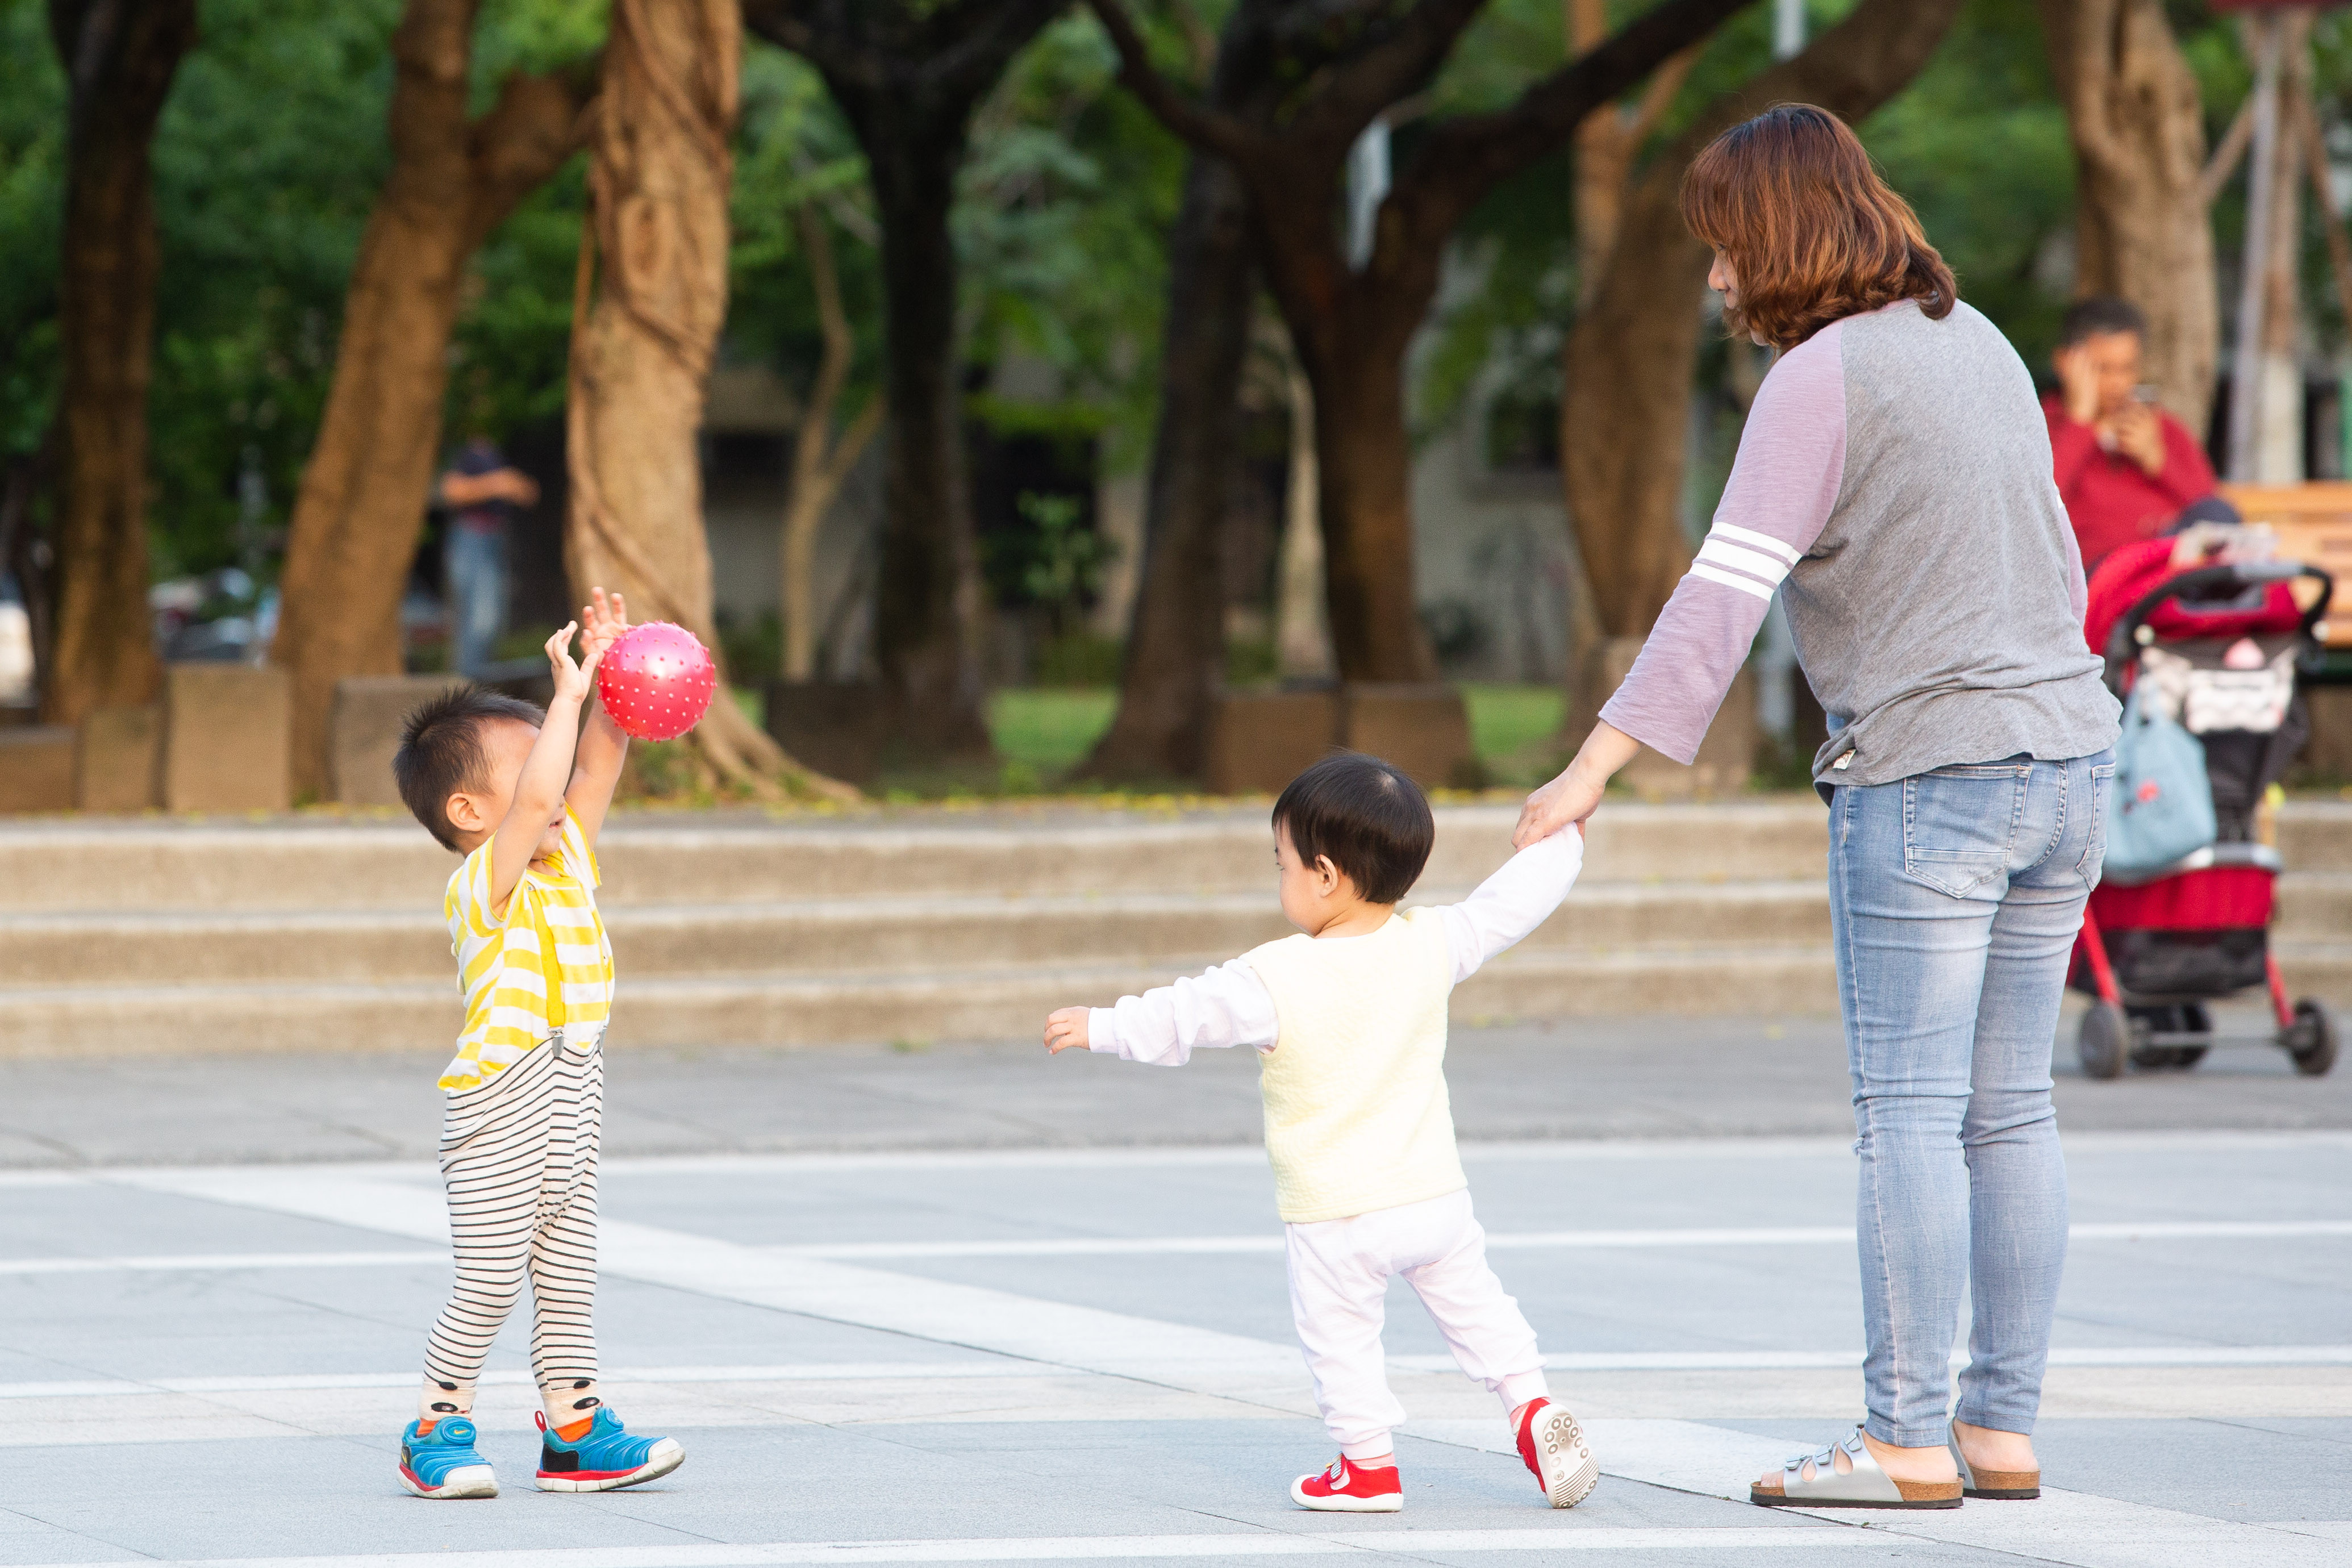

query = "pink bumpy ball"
(595, 621), (716, 741)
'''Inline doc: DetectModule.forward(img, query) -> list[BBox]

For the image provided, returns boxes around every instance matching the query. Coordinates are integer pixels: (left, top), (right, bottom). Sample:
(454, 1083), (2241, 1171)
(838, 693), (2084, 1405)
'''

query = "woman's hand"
(2054, 343), (2101, 427)
(1514, 722), (1641, 848)
(2109, 401), (2165, 477)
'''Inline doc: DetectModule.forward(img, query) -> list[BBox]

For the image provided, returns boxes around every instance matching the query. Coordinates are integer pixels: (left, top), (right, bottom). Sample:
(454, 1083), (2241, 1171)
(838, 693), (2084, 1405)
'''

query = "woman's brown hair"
(1680, 103), (1954, 351)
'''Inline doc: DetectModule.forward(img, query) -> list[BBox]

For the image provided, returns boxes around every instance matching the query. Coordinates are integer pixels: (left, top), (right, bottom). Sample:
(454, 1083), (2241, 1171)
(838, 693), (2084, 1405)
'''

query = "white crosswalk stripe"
(0, 1527), (1884, 1566)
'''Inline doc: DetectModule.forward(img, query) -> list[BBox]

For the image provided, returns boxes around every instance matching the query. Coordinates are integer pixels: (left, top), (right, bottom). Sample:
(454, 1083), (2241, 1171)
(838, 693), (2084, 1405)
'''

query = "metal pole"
(2229, 15), (2288, 482)
(1774, 0), (1804, 61)
(1345, 116), (1390, 272)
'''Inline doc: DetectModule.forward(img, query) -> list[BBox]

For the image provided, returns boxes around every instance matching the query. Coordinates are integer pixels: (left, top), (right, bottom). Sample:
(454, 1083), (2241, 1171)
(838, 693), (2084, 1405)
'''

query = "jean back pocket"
(1902, 762), (2026, 898)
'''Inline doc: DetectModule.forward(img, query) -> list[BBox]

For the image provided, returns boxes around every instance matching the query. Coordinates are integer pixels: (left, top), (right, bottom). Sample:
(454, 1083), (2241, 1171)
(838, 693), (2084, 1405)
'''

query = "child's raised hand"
(545, 620), (591, 703)
(1043, 1007), (1091, 1054)
(580, 586), (629, 665)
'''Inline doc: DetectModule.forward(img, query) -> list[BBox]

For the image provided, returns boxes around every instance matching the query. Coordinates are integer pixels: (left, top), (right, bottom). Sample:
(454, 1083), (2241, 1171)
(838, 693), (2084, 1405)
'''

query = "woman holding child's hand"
(1527, 108), (2118, 1509)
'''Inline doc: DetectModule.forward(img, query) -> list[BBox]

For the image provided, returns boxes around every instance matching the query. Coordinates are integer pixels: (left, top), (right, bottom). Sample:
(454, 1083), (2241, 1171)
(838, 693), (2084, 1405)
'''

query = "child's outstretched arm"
(1044, 961), (1279, 1065)
(563, 588), (631, 850)
(1436, 825), (1585, 985)
(488, 621), (602, 917)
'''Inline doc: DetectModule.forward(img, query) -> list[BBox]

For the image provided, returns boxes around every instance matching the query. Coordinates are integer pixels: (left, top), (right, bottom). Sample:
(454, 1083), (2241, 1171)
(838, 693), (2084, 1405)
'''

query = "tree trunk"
(1562, 0), (1969, 646)
(779, 202), (882, 681)
(1079, 148), (1256, 780)
(858, 114), (991, 757)
(1307, 323), (1435, 681)
(1090, 0), (1754, 689)
(747, 0), (1071, 763)
(1562, 181), (1715, 639)
(565, 0), (843, 796)
(2251, 18), (2311, 483)
(274, 0), (593, 797)
(1273, 350), (1333, 681)
(2038, 0), (2218, 435)
(42, 0), (197, 727)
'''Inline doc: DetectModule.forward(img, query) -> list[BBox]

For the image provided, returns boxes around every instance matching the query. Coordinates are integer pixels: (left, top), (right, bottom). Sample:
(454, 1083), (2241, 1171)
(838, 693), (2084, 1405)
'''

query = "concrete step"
(2, 798), (2341, 1057)
(0, 945), (1841, 1056)
(6, 864), (2338, 990)
(8, 939), (2345, 1057)
(2276, 871), (2352, 938)
(2279, 802), (2352, 871)
(0, 879), (1840, 987)
(0, 802), (1838, 912)
(6, 799), (2342, 915)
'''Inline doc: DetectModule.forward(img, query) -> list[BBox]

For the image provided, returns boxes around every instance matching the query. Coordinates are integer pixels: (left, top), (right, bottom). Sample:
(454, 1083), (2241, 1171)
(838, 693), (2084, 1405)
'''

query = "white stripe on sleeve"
(1688, 561), (1778, 602)
(1712, 519), (1803, 565)
(1695, 536), (1793, 586)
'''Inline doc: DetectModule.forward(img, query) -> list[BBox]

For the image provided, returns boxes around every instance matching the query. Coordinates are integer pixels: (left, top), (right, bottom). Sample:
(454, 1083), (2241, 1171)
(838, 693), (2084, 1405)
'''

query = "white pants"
(1286, 1188), (1549, 1462)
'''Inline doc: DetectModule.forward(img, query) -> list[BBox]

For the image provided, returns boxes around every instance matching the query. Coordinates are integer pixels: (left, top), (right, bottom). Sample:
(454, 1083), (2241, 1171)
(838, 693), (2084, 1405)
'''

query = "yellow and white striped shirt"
(437, 816), (614, 1091)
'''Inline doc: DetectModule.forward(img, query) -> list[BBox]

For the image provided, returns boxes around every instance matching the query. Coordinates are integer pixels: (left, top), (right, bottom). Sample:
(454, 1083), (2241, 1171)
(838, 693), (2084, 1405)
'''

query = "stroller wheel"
(2130, 1005), (2210, 1069)
(2284, 1000), (2338, 1078)
(2079, 1003), (2130, 1080)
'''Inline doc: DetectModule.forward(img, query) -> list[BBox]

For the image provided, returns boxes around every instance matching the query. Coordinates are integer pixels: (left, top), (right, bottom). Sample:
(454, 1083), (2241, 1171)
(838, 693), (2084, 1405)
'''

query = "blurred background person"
(435, 435), (539, 678)
(2045, 296), (2220, 573)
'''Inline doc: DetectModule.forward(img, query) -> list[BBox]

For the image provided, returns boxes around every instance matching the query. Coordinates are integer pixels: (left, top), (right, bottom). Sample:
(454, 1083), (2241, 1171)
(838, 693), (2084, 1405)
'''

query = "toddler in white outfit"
(1044, 752), (1594, 1512)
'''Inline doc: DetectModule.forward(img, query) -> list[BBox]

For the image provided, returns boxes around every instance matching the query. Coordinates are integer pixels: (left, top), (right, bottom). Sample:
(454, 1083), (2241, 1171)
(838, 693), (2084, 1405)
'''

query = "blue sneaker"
(535, 1408), (684, 1492)
(398, 1416), (497, 1499)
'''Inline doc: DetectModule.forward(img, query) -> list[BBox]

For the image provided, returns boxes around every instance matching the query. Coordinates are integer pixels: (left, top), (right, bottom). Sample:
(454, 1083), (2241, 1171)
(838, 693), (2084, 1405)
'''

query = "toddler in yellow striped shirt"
(387, 587), (681, 1501)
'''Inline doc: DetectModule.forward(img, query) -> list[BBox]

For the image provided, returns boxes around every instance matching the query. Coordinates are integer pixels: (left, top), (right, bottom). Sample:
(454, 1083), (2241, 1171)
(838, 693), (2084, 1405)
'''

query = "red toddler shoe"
(1516, 1398), (1599, 1508)
(1290, 1454), (1403, 1513)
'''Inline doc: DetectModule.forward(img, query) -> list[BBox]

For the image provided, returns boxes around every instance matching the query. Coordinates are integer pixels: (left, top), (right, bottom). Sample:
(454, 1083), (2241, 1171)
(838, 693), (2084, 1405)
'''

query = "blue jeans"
(1828, 749), (2112, 1448)
(445, 526), (507, 678)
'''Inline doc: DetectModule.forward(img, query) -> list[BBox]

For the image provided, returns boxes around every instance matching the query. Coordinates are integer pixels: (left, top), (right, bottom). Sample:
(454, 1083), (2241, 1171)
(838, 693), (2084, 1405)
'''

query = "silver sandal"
(1750, 1426), (1962, 1509)
(1949, 1420), (2040, 1500)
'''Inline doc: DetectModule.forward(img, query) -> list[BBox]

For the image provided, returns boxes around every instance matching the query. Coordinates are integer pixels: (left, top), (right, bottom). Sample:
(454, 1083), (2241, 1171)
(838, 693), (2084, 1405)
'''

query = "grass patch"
(989, 687), (1120, 774)
(1461, 683), (1563, 759)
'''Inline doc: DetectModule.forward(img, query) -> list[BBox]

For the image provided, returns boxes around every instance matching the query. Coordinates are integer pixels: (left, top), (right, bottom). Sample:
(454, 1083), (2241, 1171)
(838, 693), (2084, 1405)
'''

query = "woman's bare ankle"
(1951, 1419), (2037, 1471)
(1858, 1428), (1958, 1482)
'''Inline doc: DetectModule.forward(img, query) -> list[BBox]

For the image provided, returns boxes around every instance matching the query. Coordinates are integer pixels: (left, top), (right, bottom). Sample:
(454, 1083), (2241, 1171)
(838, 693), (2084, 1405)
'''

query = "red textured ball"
(594, 621), (716, 741)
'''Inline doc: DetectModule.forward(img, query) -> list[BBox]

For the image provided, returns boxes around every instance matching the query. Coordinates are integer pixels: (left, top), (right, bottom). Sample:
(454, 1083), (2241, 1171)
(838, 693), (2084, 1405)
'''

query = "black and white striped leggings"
(420, 1031), (603, 1421)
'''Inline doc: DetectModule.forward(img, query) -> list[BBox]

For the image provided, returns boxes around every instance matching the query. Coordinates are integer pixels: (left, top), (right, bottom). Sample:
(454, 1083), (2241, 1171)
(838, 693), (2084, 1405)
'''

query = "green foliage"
(1032, 628), (1124, 686)
(957, 11), (1190, 472)
(726, 43), (881, 412)
(1419, 0), (2088, 444)
(146, 0), (406, 580)
(0, 1), (64, 461)
(1010, 491), (1112, 625)
(1862, 0), (2074, 372)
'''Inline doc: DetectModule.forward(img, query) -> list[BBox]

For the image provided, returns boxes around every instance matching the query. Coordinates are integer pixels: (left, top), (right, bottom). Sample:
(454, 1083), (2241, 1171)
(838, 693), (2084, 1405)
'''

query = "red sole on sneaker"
(535, 1441), (685, 1493)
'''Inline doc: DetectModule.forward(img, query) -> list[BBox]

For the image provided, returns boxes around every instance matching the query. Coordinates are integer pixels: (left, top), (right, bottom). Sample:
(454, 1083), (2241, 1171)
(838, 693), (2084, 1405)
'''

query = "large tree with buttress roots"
(1087, 0), (1755, 685)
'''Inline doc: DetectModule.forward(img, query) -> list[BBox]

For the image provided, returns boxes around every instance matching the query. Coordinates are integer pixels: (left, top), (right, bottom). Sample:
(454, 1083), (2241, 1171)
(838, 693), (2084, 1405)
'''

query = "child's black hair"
(1271, 752), (1434, 906)
(393, 685), (548, 852)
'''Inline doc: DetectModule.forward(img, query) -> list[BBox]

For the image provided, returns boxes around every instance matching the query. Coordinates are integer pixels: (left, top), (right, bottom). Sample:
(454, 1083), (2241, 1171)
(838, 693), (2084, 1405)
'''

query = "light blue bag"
(2105, 684), (2216, 879)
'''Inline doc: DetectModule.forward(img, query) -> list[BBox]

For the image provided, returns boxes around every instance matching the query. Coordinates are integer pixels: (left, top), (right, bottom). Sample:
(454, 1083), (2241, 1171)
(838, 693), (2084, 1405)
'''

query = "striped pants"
(420, 1031), (603, 1423)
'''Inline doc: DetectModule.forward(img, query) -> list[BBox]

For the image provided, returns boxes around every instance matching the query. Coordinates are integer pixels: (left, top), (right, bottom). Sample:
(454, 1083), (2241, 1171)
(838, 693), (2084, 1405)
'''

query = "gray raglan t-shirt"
(1600, 298), (2120, 789)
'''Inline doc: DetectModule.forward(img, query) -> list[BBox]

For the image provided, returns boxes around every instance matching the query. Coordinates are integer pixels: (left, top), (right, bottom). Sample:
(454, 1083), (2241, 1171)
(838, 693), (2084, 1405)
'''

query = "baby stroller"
(2071, 531), (2338, 1079)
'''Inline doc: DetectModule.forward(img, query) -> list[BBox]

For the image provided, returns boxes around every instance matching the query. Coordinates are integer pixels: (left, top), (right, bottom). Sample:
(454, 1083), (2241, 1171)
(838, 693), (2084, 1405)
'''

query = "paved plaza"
(2, 1016), (2348, 1566)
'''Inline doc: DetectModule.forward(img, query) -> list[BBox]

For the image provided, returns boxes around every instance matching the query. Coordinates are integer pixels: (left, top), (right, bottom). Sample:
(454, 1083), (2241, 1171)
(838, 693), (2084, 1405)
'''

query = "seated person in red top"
(2044, 295), (2218, 571)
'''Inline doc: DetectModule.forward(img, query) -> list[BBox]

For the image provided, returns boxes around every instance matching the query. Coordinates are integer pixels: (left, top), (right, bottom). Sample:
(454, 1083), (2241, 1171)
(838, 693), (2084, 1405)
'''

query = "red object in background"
(2081, 536), (2305, 658)
(2090, 867), (2276, 934)
(595, 622), (716, 741)
(2043, 394), (2216, 573)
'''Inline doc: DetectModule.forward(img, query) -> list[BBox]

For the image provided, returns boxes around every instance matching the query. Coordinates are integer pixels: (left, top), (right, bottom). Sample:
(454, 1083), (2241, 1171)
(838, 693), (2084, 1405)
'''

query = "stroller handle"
(2101, 560), (2336, 686)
